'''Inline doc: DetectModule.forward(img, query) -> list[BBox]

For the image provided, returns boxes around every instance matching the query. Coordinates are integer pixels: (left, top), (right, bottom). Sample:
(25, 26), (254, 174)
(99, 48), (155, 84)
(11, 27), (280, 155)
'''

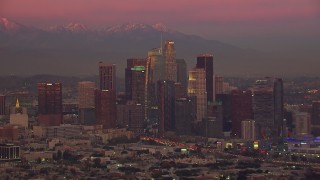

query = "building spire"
(15, 98), (20, 108)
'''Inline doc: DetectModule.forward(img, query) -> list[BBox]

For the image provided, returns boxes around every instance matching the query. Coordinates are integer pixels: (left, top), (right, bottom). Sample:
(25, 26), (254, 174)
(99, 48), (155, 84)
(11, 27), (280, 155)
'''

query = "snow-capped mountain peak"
(65, 23), (89, 32)
(48, 23), (89, 33)
(105, 22), (171, 33)
(0, 18), (22, 32)
(152, 23), (169, 32)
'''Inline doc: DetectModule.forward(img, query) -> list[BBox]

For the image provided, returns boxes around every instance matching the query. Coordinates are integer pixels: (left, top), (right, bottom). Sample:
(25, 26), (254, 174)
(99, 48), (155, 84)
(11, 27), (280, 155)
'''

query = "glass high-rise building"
(145, 48), (165, 122)
(99, 62), (116, 91)
(0, 95), (5, 116)
(253, 77), (283, 140)
(125, 58), (147, 102)
(176, 59), (187, 90)
(188, 68), (207, 122)
(78, 81), (96, 125)
(157, 80), (175, 136)
(37, 82), (62, 126)
(96, 62), (117, 129)
(163, 40), (177, 82)
(231, 90), (253, 138)
(196, 54), (214, 103)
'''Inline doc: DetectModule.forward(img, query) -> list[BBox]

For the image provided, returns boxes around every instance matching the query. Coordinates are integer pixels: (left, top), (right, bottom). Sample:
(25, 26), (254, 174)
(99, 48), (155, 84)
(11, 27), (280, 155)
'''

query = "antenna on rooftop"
(160, 32), (163, 54)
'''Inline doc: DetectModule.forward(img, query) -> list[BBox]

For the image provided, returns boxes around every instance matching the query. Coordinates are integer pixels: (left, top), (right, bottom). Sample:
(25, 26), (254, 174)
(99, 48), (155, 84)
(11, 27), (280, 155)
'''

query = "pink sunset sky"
(1, 0), (319, 49)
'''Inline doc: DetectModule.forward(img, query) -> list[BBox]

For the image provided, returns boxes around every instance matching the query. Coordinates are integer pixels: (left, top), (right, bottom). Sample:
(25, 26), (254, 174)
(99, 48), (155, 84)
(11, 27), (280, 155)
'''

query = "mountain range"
(0, 17), (318, 77)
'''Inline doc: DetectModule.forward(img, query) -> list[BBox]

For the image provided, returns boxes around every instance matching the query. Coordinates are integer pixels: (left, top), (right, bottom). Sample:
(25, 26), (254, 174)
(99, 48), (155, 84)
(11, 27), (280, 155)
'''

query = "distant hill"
(1, 18), (319, 77)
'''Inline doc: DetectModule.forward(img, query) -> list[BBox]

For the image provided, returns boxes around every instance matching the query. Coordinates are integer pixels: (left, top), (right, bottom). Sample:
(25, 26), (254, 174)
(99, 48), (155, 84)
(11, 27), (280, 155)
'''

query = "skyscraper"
(215, 76), (224, 96)
(311, 101), (320, 126)
(174, 83), (187, 99)
(163, 40), (177, 82)
(176, 59), (187, 89)
(241, 120), (255, 140)
(231, 90), (253, 138)
(78, 81), (96, 125)
(96, 62), (117, 129)
(95, 89), (117, 129)
(157, 80), (175, 136)
(37, 83), (62, 126)
(78, 81), (95, 109)
(196, 54), (214, 102)
(0, 95), (5, 116)
(216, 94), (232, 131)
(145, 48), (165, 122)
(131, 66), (146, 104)
(175, 97), (195, 135)
(253, 77), (284, 139)
(125, 58), (147, 102)
(99, 62), (116, 91)
(188, 68), (207, 122)
(146, 48), (165, 84)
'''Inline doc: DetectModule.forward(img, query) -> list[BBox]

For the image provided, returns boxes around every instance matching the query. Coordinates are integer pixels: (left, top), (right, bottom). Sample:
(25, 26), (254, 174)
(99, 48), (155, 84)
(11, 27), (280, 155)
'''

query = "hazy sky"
(1, 0), (320, 50)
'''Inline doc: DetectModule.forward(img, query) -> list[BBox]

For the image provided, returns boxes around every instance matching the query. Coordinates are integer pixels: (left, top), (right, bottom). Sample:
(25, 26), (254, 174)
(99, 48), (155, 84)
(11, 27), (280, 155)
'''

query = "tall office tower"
(188, 68), (207, 122)
(125, 58), (147, 101)
(116, 103), (144, 134)
(311, 101), (320, 125)
(99, 62), (116, 91)
(175, 97), (195, 135)
(145, 48), (165, 122)
(127, 103), (145, 135)
(95, 90), (116, 129)
(131, 66), (146, 104)
(0, 95), (5, 116)
(241, 120), (255, 140)
(216, 94), (232, 131)
(78, 81), (95, 109)
(37, 83), (62, 126)
(146, 48), (165, 84)
(253, 77), (284, 140)
(157, 80), (175, 136)
(215, 76), (224, 96)
(163, 40), (177, 82)
(196, 54), (214, 102)
(174, 83), (187, 99)
(176, 59), (188, 90)
(311, 101), (320, 136)
(231, 90), (253, 138)
(206, 103), (224, 138)
(78, 81), (96, 125)
(274, 78), (284, 137)
(96, 62), (117, 129)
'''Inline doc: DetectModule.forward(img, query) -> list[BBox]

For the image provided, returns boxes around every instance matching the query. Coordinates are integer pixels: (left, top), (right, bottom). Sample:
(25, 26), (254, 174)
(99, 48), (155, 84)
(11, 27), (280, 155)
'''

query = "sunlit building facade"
(145, 48), (165, 122)
(78, 81), (96, 125)
(188, 68), (207, 122)
(241, 120), (255, 140)
(163, 40), (177, 82)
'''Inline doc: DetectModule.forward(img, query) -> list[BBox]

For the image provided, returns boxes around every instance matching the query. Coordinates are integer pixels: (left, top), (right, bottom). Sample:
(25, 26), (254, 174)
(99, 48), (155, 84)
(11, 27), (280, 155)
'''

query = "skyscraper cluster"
(32, 40), (284, 140)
